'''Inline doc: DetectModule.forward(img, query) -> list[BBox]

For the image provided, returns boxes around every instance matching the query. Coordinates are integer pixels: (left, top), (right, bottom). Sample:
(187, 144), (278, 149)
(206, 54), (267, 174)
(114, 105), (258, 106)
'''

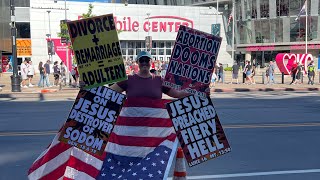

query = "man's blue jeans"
(269, 73), (275, 83)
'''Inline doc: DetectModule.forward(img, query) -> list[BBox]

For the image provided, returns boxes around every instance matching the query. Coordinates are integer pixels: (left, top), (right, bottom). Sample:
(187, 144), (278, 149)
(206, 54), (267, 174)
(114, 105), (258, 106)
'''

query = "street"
(0, 92), (320, 180)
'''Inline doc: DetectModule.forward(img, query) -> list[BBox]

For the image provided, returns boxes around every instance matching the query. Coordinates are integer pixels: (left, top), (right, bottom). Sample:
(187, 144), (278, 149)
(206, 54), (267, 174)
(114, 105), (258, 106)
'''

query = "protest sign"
(67, 14), (127, 89)
(59, 86), (126, 155)
(163, 25), (222, 98)
(166, 95), (231, 167)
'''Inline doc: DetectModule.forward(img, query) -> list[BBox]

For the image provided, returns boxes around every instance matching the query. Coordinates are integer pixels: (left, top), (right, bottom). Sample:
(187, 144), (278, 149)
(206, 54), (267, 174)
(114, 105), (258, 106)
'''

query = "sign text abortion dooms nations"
(68, 13), (127, 89)
(166, 95), (231, 167)
(59, 86), (126, 155)
(163, 25), (222, 98)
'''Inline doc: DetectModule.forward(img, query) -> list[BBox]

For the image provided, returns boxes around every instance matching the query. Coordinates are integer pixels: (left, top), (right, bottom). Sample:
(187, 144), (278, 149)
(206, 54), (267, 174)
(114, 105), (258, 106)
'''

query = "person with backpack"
(307, 61), (315, 85)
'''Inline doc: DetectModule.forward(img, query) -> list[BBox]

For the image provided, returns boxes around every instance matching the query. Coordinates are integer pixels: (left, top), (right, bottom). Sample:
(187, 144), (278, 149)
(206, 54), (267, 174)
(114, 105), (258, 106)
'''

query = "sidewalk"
(0, 72), (319, 101)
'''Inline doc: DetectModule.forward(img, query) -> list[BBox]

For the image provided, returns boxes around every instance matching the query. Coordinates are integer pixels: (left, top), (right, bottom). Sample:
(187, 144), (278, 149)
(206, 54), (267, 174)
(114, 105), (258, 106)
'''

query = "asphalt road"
(0, 92), (319, 180)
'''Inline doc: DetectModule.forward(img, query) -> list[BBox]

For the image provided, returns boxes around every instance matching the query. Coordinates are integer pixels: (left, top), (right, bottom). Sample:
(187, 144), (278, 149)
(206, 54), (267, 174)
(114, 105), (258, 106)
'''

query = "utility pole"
(65, 0), (71, 86)
(47, 10), (53, 63)
(10, 0), (21, 92)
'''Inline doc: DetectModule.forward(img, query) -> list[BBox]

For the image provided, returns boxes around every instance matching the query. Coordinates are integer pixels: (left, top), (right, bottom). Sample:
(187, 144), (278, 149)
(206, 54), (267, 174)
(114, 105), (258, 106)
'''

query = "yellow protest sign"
(67, 14), (127, 89)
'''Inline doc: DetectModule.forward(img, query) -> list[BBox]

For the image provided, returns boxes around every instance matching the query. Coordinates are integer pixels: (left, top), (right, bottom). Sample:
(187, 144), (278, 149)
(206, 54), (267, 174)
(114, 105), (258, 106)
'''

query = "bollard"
(262, 72), (265, 84)
(282, 72), (284, 84)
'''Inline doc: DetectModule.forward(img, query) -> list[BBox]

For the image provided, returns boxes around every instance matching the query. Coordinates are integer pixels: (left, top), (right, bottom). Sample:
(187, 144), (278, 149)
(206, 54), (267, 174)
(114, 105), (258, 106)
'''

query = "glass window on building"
(289, 0), (304, 16)
(290, 17), (304, 42)
(243, 0), (252, 20)
(235, 0), (242, 20)
(152, 41), (157, 49)
(276, 0), (289, 16)
(136, 41), (141, 48)
(260, 19), (270, 42)
(159, 41), (165, 48)
(15, 0), (30, 7)
(166, 49), (171, 55)
(270, 18), (283, 43)
(128, 49), (134, 56)
(121, 49), (126, 56)
(254, 20), (262, 43)
(159, 49), (164, 55)
(16, 22), (30, 38)
(260, 0), (269, 18)
(166, 41), (172, 48)
(309, 16), (318, 40)
(252, 0), (257, 19)
(120, 41), (127, 49)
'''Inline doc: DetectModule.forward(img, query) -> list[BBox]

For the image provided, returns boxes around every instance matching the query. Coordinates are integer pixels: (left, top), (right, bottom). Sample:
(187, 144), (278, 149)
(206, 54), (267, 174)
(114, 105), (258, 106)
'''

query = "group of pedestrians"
(20, 59), (36, 88)
(290, 60), (316, 85)
(124, 58), (169, 78)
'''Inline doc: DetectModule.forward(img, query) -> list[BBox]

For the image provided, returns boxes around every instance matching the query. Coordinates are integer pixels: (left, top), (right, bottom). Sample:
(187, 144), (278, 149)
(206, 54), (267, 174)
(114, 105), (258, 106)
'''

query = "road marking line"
(1, 123), (320, 137)
(168, 169), (320, 179)
(225, 122), (320, 129)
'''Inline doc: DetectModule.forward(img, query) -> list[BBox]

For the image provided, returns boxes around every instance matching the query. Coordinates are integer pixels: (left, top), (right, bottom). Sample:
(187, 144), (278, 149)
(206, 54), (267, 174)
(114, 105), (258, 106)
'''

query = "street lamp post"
(10, 0), (21, 92)
(65, 0), (71, 86)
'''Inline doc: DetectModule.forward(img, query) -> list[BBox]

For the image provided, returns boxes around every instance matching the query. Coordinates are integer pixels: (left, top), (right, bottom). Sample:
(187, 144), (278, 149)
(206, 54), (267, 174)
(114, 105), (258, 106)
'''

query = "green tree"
(57, 3), (95, 47)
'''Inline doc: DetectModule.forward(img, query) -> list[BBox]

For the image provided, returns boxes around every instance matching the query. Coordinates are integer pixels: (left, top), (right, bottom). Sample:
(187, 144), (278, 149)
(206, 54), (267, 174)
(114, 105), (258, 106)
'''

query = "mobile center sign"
(79, 15), (194, 33)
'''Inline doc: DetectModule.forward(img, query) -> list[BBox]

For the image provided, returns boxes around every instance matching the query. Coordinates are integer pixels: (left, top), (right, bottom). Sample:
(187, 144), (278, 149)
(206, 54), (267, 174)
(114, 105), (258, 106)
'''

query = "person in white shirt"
(27, 60), (35, 87)
(20, 60), (29, 88)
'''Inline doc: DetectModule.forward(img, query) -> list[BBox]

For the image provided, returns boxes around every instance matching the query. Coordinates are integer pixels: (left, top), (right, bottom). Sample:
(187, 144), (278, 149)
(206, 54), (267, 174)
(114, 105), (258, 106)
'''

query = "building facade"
(192, 0), (320, 68)
(27, 0), (230, 70)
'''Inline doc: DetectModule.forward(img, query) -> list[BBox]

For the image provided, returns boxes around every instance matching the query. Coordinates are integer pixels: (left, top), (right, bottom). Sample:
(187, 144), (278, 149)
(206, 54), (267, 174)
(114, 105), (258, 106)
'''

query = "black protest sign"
(166, 95), (231, 167)
(59, 86), (126, 155)
(163, 25), (222, 98)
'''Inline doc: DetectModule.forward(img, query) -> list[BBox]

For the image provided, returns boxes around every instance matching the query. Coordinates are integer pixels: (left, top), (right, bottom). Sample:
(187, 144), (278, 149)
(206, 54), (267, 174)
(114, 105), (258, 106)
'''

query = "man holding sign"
(96, 51), (190, 179)
(67, 14), (127, 89)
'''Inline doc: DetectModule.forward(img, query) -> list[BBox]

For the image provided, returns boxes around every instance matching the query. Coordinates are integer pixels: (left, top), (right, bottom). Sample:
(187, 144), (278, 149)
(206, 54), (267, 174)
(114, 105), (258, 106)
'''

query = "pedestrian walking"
(218, 63), (224, 83)
(27, 60), (35, 87)
(307, 61), (315, 85)
(60, 62), (67, 86)
(43, 60), (52, 87)
(53, 61), (61, 86)
(231, 62), (240, 84)
(267, 61), (275, 84)
(245, 61), (253, 84)
(37, 62), (45, 87)
(20, 59), (29, 88)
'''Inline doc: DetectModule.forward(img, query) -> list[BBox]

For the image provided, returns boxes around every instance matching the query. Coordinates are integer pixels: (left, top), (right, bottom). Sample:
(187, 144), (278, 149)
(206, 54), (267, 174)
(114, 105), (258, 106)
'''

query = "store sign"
(78, 15), (194, 33)
(275, 53), (313, 75)
(17, 39), (32, 56)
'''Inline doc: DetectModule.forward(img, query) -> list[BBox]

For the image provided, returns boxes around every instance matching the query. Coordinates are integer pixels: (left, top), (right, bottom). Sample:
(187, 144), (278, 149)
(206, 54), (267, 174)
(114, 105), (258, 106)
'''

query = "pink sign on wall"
(275, 53), (313, 75)
(47, 38), (73, 72)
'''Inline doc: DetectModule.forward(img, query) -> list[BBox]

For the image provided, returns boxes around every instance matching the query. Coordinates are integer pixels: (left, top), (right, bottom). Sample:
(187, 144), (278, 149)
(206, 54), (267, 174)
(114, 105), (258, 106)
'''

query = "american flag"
(28, 97), (177, 179)
(96, 97), (178, 179)
(295, 0), (307, 21)
(27, 131), (105, 180)
(227, 7), (233, 27)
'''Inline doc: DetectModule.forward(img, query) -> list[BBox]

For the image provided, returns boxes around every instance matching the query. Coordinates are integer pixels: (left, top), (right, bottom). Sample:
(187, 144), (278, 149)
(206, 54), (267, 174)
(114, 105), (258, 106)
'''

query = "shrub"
(224, 67), (232, 71)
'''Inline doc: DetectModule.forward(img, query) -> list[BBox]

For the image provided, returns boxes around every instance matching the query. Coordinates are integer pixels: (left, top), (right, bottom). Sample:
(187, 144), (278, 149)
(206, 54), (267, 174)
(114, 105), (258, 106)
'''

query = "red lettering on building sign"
(78, 15), (194, 33)
(114, 15), (194, 32)
(245, 45), (275, 51)
(290, 44), (320, 50)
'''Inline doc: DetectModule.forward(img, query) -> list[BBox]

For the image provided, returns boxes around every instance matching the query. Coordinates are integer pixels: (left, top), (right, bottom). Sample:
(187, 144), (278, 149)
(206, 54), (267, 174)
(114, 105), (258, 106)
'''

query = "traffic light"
(47, 40), (55, 55)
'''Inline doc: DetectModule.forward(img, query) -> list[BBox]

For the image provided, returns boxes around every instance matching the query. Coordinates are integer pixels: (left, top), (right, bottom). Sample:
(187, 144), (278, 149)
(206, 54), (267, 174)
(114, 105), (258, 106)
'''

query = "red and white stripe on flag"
(27, 132), (106, 180)
(28, 97), (176, 179)
(227, 8), (233, 26)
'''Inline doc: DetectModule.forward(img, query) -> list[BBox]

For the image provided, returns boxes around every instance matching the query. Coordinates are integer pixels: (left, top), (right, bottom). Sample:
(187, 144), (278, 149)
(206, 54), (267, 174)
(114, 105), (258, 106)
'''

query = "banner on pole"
(59, 86), (126, 155)
(211, 24), (221, 37)
(67, 13), (127, 89)
(166, 95), (231, 167)
(163, 25), (222, 98)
